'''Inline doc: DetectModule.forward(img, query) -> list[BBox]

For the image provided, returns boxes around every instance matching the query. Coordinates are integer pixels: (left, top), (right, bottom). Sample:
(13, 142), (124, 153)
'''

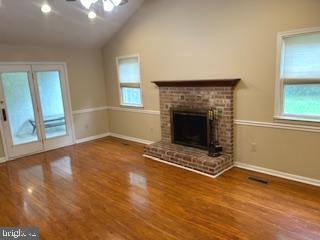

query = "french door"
(0, 63), (74, 159)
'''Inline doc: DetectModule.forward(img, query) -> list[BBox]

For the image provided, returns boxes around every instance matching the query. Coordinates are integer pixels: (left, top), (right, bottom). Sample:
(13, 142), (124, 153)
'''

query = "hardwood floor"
(0, 137), (319, 240)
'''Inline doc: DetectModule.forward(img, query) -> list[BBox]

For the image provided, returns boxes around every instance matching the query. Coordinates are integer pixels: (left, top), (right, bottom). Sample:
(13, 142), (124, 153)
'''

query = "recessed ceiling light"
(88, 10), (97, 19)
(41, 4), (51, 13)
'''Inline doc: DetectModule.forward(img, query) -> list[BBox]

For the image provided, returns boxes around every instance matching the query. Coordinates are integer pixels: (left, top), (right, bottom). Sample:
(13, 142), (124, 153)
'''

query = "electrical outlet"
(251, 142), (257, 152)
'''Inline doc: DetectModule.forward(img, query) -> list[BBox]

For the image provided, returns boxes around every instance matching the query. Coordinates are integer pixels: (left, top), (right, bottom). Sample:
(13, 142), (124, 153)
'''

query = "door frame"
(0, 64), (44, 158)
(0, 62), (76, 161)
(32, 64), (75, 151)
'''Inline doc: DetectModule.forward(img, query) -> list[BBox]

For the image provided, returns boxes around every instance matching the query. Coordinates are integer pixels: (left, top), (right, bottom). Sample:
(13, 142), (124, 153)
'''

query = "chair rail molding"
(72, 106), (160, 115)
(234, 119), (320, 133)
(107, 106), (160, 115)
(72, 106), (108, 115)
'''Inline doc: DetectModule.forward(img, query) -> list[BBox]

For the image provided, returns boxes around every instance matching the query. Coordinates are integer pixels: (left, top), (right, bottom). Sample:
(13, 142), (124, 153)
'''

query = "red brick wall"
(159, 86), (234, 154)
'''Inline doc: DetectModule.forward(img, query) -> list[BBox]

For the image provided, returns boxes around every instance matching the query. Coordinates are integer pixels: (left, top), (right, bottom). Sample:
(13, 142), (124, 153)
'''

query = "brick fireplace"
(144, 79), (240, 177)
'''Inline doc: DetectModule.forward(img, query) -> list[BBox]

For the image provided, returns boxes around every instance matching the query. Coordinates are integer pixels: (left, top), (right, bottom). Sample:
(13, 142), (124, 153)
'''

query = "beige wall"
(108, 109), (161, 142)
(235, 126), (320, 180)
(73, 110), (109, 140)
(0, 44), (109, 157)
(103, 0), (320, 180)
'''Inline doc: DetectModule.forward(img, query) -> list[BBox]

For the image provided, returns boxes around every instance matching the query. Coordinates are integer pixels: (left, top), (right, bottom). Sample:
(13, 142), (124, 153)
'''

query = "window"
(116, 55), (143, 107)
(275, 29), (320, 122)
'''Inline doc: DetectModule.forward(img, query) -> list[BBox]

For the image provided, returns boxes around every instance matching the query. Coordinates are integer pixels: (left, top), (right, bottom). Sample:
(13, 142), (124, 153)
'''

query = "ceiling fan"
(65, 0), (129, 7)
(64, 0), (129, 18)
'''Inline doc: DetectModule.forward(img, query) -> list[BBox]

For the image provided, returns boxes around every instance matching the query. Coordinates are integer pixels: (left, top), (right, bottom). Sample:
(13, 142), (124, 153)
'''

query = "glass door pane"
(36, 71), (67, 139)
(1, 72), (39, 145)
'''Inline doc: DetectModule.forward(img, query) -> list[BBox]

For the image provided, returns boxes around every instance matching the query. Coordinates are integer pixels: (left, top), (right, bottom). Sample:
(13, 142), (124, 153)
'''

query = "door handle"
(2, 108), (7, 121)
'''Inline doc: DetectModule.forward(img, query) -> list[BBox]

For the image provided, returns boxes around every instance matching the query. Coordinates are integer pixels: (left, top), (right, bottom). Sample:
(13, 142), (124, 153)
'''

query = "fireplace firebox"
(171, 109), (209, 150)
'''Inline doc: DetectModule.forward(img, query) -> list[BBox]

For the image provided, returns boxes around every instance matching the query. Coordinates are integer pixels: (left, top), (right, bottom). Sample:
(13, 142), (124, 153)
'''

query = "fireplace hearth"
(144, 79), (240, 177)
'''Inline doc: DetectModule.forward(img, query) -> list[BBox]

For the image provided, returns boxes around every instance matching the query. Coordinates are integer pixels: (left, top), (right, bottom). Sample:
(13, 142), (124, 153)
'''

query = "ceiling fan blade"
(119, 0), (128, 5)
(65, 0), (129, 6)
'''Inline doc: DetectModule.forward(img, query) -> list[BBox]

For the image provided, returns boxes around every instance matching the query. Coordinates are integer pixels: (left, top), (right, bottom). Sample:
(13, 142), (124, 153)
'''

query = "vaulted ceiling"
(0, 0), (144, 48)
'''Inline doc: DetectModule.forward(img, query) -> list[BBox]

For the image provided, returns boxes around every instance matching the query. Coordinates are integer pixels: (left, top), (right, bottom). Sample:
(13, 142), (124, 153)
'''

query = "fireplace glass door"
(171, 110), (208, 150)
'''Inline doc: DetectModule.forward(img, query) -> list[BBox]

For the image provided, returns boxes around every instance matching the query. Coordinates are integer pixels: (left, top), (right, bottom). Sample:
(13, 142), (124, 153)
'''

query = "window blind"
(118, 57), (140, 83)
(282, 32), (320, 80)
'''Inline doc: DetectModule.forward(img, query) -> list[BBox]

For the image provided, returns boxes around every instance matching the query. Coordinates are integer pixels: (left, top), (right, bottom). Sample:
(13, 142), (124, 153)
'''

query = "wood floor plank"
(0, 136), (319, 239)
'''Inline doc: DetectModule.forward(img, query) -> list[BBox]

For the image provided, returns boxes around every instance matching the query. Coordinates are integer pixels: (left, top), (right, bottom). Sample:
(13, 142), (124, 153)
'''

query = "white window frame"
(274, 27), (320, 123)
(116, 54), (143, 108)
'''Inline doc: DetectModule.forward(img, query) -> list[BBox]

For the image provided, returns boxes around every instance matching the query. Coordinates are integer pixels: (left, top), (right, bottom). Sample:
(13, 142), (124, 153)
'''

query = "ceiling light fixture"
(41, 4), (52, 13)
(80, 0), (98, 10)
(78, 0), (127, 14)
(111, 0), (122, 6)
(88, 10), (97, 19)
(103, 0), (114, 12)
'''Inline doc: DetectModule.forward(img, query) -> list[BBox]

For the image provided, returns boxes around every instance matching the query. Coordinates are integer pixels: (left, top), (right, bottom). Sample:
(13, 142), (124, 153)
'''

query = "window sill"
(120, 104), (144, 109)
(274, 115), (320, 126)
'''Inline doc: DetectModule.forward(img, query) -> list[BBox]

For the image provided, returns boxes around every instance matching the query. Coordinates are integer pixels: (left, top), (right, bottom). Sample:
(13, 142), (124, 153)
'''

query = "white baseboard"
(143, 154), (233, 179)
(76, 133), (110, 144)
(108, 133), (154, 145)
(235, 162), (320, 187)
(1, 132), (151, 162)
(75, 132), (154, 145)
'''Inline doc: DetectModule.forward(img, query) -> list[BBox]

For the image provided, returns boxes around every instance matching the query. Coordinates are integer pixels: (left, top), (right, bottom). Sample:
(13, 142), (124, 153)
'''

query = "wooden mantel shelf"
(152, 79), (241, 87)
